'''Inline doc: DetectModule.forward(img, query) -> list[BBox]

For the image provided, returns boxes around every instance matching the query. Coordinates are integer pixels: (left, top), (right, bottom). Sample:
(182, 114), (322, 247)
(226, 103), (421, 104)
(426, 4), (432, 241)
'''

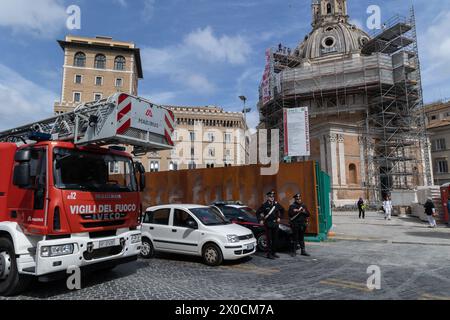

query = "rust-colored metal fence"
(140, 161), (320, 235)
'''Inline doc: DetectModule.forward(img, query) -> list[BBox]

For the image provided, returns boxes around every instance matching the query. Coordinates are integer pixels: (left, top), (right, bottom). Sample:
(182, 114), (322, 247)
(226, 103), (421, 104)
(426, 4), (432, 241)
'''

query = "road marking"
(420, 293), (450, 300)
(319, 278), (372, 293)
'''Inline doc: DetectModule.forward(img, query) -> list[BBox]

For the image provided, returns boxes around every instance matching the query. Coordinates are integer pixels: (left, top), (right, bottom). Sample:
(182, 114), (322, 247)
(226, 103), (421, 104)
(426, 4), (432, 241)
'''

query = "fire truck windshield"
(53, 148), (137, 192)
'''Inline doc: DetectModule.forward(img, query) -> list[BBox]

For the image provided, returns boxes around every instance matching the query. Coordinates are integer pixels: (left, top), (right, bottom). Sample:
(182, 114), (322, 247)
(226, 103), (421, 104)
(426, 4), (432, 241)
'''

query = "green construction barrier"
(305, 162), (333, 242)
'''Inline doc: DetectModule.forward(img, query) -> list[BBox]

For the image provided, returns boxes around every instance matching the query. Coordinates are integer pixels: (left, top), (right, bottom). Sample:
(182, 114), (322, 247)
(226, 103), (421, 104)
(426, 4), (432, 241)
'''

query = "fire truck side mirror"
(13, 163), (31, 188)
(14, 149), (31, 162)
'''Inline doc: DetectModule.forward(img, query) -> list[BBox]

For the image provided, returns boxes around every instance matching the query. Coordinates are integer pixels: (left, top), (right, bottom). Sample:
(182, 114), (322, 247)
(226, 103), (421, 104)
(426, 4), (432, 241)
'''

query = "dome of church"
(296, 22), (370, 60)
(294, 0), (370, 60)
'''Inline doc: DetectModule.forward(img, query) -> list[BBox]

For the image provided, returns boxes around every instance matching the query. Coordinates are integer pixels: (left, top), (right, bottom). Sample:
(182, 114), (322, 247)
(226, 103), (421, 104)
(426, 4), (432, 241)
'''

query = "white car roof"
(146, 204), (210, 211)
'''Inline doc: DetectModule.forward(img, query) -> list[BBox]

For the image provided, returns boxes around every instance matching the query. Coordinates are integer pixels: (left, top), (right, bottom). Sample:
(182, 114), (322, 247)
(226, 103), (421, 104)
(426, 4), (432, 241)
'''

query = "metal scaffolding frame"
(257, 7), (432, 203)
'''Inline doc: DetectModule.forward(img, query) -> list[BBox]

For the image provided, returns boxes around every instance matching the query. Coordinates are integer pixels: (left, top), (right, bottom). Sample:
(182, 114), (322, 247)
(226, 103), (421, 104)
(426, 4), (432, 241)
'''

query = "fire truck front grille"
(83, 245), (123, 261)
(81, 220), (126, 228)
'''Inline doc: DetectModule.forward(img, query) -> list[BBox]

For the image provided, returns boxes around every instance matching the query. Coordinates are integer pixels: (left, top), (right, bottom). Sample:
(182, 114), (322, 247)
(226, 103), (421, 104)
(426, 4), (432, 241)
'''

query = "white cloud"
(114, 0), (128, 7)
(141, 26), (251, 95)
(0, 0), (66, 37)
(143, 91), (178, 105)
(142, 0), (156, 22)
(0, 64), (56, 131)
(185, 26), (251, 65)
(420, 11), (450, 86)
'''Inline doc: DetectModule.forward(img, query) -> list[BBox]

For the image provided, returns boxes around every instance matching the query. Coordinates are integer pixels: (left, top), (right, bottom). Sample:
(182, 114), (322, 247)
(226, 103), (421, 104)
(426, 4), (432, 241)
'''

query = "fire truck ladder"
(0, 93), (175, 155)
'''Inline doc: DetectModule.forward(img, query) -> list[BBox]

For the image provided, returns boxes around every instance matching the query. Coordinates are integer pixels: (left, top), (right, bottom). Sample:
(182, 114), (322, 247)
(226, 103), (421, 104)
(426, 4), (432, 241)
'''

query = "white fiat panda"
(140, 204), (256, 266)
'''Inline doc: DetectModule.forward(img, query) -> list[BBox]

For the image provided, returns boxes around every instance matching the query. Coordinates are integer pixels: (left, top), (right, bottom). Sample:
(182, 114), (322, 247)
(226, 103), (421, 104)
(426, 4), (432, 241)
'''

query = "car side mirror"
(13, 163), (31, 188)
(186, 219), (198, 229)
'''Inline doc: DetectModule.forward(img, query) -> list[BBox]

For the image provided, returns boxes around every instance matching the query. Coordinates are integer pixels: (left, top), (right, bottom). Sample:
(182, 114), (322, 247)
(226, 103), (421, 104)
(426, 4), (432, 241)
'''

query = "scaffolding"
(258, 7), (432, 203)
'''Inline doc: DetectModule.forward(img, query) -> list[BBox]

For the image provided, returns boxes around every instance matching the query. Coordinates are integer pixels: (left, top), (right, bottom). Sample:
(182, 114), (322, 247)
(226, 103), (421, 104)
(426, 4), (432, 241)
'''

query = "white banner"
(283, 107), (310, 157)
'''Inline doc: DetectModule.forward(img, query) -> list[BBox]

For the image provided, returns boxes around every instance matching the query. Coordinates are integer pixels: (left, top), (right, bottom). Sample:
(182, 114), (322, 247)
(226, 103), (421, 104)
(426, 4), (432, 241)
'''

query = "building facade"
(143, 105), (248, 172)
(258, 0), (430, 207)
(424, 101), (450, 185)
(54, 35), (143, 114)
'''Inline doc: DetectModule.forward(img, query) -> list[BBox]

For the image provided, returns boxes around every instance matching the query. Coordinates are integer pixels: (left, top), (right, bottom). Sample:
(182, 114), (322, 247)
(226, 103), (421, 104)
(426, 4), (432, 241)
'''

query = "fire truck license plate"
(99, 239), (116, 249)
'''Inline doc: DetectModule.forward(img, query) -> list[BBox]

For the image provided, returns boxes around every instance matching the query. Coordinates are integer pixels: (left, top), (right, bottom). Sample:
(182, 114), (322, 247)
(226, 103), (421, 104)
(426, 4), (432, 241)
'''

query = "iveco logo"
(82, 213), (126, 221)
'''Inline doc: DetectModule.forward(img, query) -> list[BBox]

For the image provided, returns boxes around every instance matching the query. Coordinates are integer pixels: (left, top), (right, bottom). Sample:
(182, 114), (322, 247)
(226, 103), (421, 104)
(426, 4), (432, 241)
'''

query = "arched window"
(94, 54), (106, 69)
(114, 56), (126, 70)
(74, 52), (86, 67)
(327, 3), (332, 14)
(349, 164), (358, 184)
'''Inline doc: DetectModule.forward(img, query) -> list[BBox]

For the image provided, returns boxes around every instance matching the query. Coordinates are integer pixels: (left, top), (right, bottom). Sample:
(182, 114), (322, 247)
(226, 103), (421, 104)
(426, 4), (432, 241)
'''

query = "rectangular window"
(191, 147), (195, 157)
(169, 161), (178, 171)
(109, 162), (120, 174)
(95, 76), (103, 86)
(207, 132), (215, 142)
(73, 92), (81, 102)
(432, 139), (446, 151)
(189, 131), (195, 142)
(436, 160), (448, 174)
(74, 75), (82, 84)
(94, 93), (102, 101)
(224, 133), (232, 144)
(208, 148), (215, 157)
(115, 78), (123, 87)
(226, 149), (231, 157)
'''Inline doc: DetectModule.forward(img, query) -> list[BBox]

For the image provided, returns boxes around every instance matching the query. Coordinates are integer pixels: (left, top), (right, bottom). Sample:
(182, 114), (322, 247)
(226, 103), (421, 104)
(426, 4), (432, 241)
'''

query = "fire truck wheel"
(140, 238), (155, 259)
(0, 238), (32, 296)
(202, 243), (223, 267)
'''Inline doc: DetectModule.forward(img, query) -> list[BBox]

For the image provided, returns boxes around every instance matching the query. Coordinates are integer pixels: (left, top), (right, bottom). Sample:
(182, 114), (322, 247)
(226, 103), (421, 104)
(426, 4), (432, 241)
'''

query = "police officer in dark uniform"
(256, 191), (285, 259)
(288, 193), (310, 257)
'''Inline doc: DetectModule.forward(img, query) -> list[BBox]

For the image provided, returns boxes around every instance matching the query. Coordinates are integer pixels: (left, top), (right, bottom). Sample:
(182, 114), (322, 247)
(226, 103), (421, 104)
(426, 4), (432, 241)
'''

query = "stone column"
(338, 134), (346, 186)
(358, 136), (366, 186)
(320, 135), (327, 171)
(327, 133), (339, 186)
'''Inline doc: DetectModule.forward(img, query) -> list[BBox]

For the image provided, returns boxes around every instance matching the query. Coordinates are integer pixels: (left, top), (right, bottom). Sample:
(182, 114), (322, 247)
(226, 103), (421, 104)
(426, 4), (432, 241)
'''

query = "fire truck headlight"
(131, 234), (142, 244)
(40, 244), (75, 257)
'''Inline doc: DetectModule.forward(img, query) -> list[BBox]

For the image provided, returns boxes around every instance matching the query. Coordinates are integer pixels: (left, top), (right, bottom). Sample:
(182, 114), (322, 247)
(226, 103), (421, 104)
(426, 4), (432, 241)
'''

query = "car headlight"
(227, 235), (240, 243)
(41, 244), (75, 257)
(131, 234), (142, 244)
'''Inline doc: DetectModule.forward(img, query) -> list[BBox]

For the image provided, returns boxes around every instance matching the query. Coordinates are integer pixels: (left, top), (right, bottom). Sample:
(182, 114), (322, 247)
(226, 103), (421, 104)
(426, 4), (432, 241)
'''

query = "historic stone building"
(54, 35), (143, 114)
(144, 105), (248, 172)
(258, 0), (431, 206)
(424, 100), (450, 185)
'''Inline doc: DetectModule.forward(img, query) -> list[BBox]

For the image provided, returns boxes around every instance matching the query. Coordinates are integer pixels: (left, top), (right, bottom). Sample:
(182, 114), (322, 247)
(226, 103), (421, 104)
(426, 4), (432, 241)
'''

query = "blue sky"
(0, 0), (449, 130)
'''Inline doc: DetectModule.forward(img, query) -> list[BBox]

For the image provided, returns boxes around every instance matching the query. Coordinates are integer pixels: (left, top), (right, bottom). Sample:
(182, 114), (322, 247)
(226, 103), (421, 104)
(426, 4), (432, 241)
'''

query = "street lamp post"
(239, 95), (251, 125)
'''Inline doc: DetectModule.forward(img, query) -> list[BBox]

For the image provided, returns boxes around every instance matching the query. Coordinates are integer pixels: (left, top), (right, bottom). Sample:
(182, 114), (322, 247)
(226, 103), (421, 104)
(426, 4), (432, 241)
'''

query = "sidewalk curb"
(332, 236), (450, 247)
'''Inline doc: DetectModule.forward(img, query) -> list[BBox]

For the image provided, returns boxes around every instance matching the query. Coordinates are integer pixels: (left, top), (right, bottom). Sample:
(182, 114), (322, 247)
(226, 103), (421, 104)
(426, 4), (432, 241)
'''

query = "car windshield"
(53, 148), (137, 192)
(238, 207), (259, 223)
(190, 207), (230, 226)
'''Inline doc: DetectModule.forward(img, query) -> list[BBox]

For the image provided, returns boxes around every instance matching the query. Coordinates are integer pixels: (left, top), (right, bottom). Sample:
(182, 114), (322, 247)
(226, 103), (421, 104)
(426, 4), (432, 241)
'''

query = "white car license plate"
(246, 244), (254, 250)
(99, 239), (116, 249)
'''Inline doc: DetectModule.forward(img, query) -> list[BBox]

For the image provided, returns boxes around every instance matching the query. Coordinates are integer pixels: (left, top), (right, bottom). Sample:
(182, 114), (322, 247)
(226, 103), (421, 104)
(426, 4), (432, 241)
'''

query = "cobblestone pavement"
(2, 212), (450, 300)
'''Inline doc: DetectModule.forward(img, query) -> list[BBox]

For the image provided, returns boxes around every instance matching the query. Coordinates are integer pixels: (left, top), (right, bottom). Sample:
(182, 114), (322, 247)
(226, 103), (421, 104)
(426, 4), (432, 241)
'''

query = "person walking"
(424, 198), (437, 228)
(383, 195), (393, 220)
(357, 197), (366, 219)
(256, 191), (285, 259)
(288, 193), (310, 257)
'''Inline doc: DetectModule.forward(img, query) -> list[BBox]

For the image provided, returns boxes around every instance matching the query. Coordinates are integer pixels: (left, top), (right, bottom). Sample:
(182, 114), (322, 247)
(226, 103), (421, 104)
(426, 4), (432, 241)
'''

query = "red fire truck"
(0, 93), (175, 295)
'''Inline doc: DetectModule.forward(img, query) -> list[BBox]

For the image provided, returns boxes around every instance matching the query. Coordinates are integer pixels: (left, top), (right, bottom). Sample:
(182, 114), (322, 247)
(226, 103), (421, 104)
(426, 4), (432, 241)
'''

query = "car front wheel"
(140, 238), (155, 259)
(257, 234), (268, 252)
(202, 243), (223, 266)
